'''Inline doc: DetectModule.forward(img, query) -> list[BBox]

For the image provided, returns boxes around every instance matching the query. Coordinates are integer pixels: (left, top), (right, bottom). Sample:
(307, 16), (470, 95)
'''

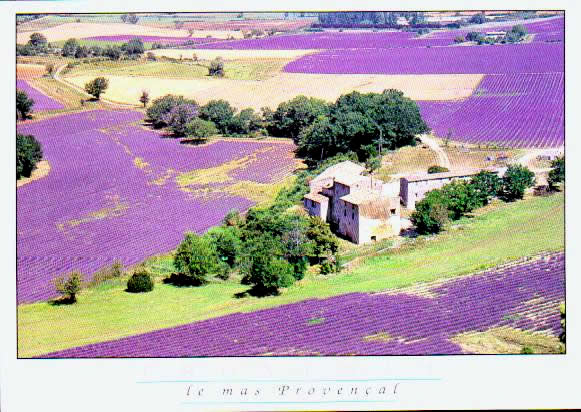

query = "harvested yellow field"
(17, 22), (194, 43)
(17, 64), (46, 79)
(64, 73), (483, 110)
(150, 48), (320, 61)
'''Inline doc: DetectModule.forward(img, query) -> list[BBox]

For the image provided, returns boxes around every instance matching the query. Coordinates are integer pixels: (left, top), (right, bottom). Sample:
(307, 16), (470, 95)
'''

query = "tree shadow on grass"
(48, 296), (76, 306)
(233, 286), (279, 299)
(163, 273), (204, 287)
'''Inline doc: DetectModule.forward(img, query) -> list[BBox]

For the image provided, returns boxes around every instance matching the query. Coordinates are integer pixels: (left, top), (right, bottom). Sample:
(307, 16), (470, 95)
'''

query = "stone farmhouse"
(304, 161), (401, 244)
(400, 168), (504, 209)
(304, 161), (505, 244)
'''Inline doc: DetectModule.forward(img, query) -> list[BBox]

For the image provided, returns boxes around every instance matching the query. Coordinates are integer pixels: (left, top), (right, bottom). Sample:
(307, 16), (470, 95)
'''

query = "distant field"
(16, 64), (45, 79)
(62, 59), (290, 81)
(17, 22), (193, 43)
(150, 48), (319, 60)
(18, 192), (564, 357)
(63, 72), (484, 110)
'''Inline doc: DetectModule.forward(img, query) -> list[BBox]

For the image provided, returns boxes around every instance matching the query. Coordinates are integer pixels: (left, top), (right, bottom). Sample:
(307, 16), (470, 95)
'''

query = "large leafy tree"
(269, 95), (330, 141)
(199, 99), (236, 134)
(84, 77), (109, 100)
(501, 164), (536, 201)
(121, 38), (145, 56)
(174, 233), (219, 285)
(61, 38), (80, 57)
(146, 94), (198, 127)
(547, 156), (564, 189)
(16, 134), (43, 179)
(16, 90), (34, 120)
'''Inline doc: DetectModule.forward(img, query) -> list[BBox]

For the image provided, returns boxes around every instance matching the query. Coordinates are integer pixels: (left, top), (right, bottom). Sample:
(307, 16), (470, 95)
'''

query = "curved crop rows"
(17, 110), (296, 304)
(42, 253), (564, 357)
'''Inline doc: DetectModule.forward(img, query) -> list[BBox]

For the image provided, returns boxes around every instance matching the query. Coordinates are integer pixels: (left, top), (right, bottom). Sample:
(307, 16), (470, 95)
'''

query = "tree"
(501, 164), (536, 201)
(121, 38), (145, 56)
(208, 57), (225, 77)
(61, 38), (79, 57)
(74, 45), (89, 58)
(28, 32), (48, 51)
(547, 156), (564, 190)
(280, 215), (314, 280)
(161, 103), (199, 136)
(270, 95), (330, 141)
(411, 191), (450, 234)
(206, 226), (242, 267)
(84, 77), (109, 100)
(122, 13), (139, 24)
(465, 31), (483, 42)
(54, 271), (83, 303)
(228, 108), (262, 135)
(184, 118), (218, 139)
(16, 134), (42, 179)
(469, 13), (486, 24)
(174, 233), (219, 285)
(45, 63), (55, 77)
(469, 170), (503, 205)
(139, 90), (150, 108)
(438, 180), (480, 219)
(104, 45), (122, 60)
(244, 240), (296, 296)
(365, 156), (382, 186)
(305, 216), (339, 261)
(146, 94), (197, 127)
(16, 90), (34, 120)
(199, 99), (236, 134)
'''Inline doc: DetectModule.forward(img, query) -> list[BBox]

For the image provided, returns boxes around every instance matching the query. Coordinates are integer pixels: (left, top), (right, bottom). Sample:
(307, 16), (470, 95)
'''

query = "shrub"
(501, 164), (536, 201)
(469, 13), (486, 24)
(104, 45), (122, 60)
(560, 303), (566, 343)
(465, 31), (483, 42)
(74, 45), (89, 58)
(547, 156), (564, 189)
(28, 32), (48, 52)
(411, 191), (450, 234)
(469, 170), (503, 205)
(199, 99), (236, 134)
(270, 95), (330, 141)
(427, 165), (449, 174)
(174, 233), (219, 285)
(54, 271), (83, 303)
(184, 118), (218, 139)
(208, 57), (225, 77)
(84, 77), (109, 100)
(454, 35), (465, 43)
(16, 134), (42, 179)
(16, 90), (35, 120)
(520, 346), (534, 354)
(438, 180), (480, 219)
(45, 63), (55, 77)
(228, 108), (262, 135)
(126, 269), (154, 293)
(162, 103), (199, 136)
(90, 260), (124, 286)
(306, 216), (339, 260)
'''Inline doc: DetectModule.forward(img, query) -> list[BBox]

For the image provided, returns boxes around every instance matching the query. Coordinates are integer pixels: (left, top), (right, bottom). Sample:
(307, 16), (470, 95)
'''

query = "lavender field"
(42, 253), (564, 357)
(16, 80), (64, 111)
(283, 42), (563, 75)
(16, 110), (296, 304)
(418, 73), (564, 147)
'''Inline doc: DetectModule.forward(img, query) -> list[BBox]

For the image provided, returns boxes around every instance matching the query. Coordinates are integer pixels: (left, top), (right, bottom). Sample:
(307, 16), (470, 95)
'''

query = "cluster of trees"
(62, 37), (145, 60)
(411, 165), (537, 235)
(16, 134), (43, 180)
(459, 25), (528, 45)
(144, 90), (428, 164)
(16, 32), (51, 56)
(286, 90), (429, 165)
(145, 95), (264, 139)
(170, 207), (339, 296)
(316, 12), (429, 27)
(121, 13), (140, 24)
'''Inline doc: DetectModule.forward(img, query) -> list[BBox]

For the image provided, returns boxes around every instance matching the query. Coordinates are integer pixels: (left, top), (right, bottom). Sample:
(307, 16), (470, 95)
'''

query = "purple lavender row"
(17, 80), (64, 111)
(41, 253), (564, 357)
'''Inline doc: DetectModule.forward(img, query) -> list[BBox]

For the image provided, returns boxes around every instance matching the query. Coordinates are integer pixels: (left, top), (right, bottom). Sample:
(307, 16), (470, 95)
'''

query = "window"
(371, 236), (377, 241)
(391, 208), (396, 215)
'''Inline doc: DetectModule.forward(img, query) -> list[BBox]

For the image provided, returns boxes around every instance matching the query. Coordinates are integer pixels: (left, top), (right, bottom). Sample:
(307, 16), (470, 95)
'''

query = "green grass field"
(17, 192), (564, 357)
(61, 59), (288, 81)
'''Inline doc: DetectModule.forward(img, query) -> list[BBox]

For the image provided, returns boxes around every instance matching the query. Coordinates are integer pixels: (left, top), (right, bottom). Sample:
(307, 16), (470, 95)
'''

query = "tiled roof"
(403, 168), (500, 183)
(304, 192), (329, 203)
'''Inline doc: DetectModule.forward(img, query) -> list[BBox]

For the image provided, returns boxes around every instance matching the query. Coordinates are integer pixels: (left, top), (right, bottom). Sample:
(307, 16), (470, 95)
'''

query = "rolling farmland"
(41, 253), (564, 357)
(16, 110), (296, 304)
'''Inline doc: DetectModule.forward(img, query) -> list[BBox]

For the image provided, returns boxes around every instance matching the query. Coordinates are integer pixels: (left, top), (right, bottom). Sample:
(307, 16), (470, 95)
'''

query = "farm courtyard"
(16, 11), (565, 358)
